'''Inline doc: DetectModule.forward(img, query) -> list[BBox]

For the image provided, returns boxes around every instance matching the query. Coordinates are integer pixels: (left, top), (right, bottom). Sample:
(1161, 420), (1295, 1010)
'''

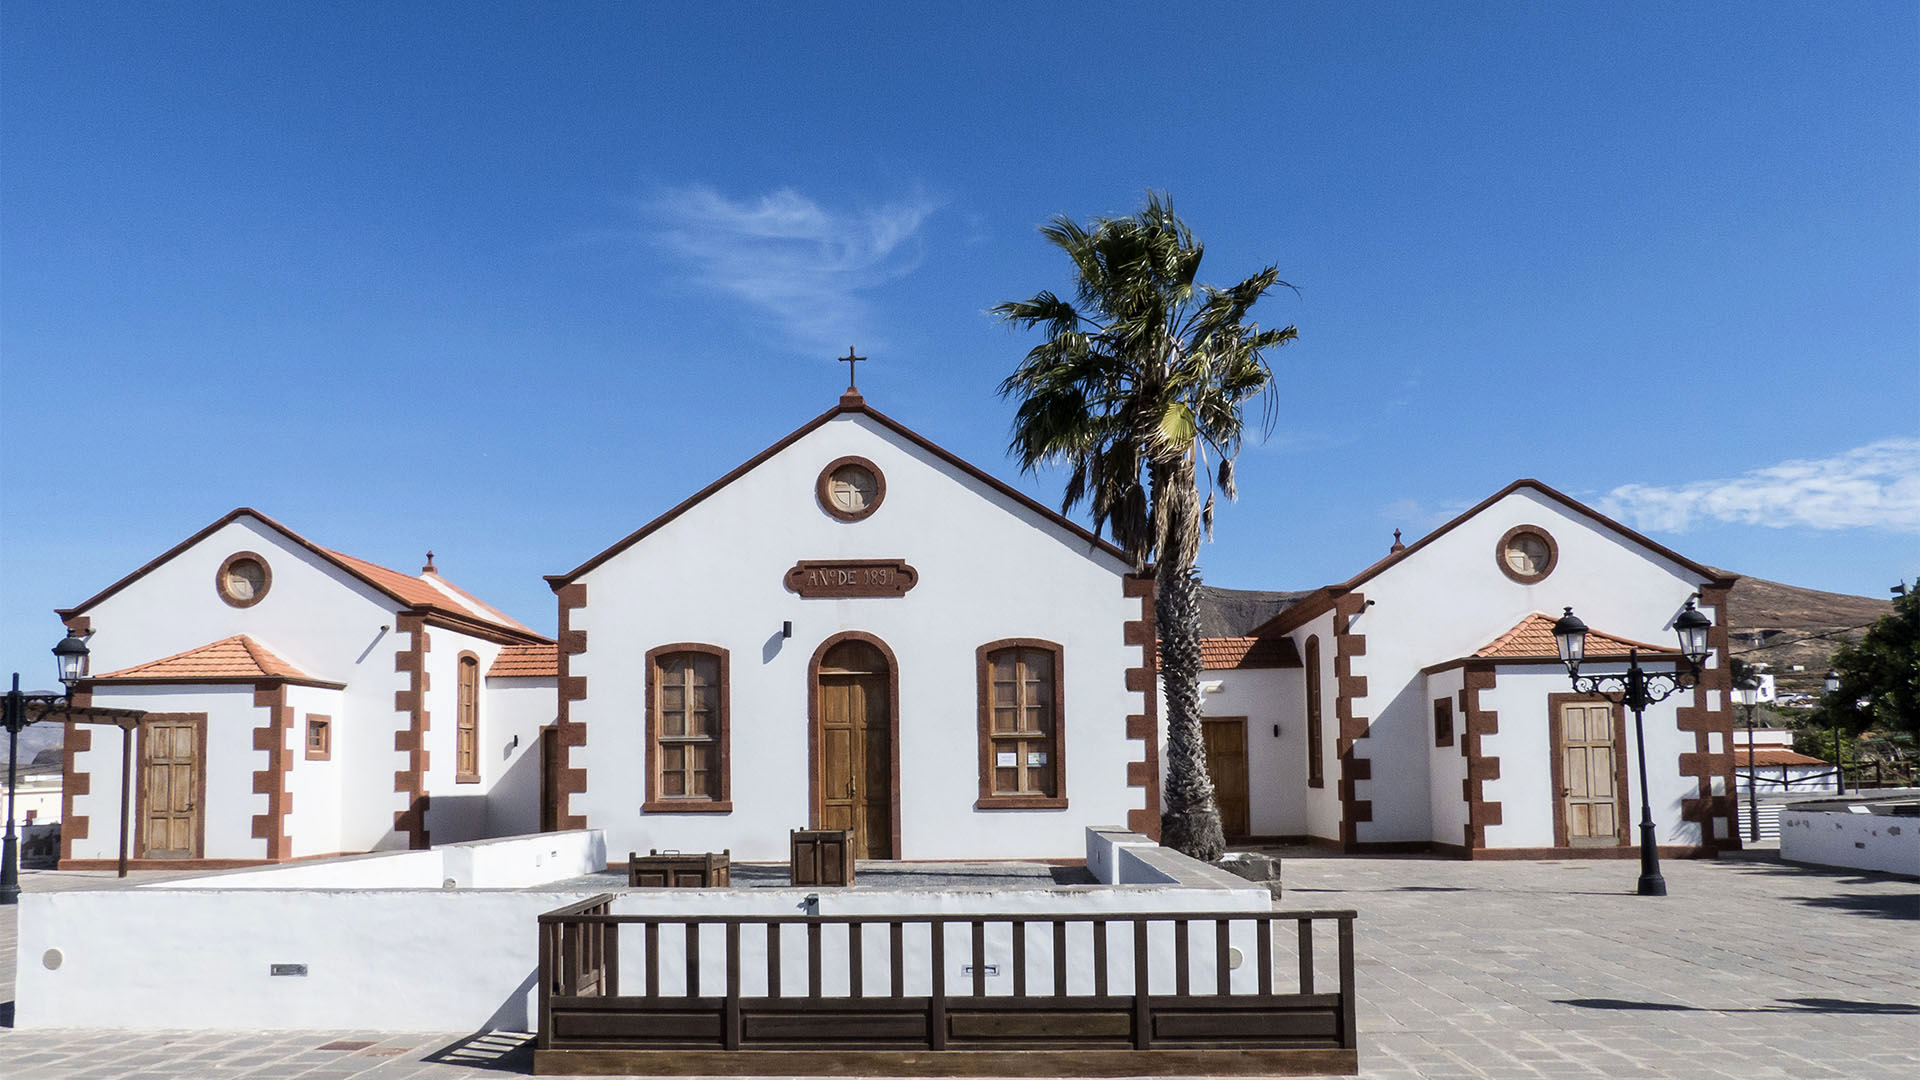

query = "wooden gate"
(537, 896), (1359, 1075)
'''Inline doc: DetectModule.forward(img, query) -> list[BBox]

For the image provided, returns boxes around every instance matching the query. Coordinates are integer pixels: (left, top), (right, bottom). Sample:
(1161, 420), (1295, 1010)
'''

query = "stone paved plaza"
(2, 853), (1915, 1078)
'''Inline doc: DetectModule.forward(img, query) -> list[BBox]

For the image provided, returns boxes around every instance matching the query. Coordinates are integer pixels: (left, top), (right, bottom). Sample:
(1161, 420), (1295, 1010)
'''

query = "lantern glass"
(1824, 670), (1841, 696)
(1552, 607), (1588, 673)
(53, 632), (91, 688)
(1673, 601), (1711, 665)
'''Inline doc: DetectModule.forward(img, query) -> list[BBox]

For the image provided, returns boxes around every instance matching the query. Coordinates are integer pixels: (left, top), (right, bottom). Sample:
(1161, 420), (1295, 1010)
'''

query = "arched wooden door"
(811, 636), (897, 859)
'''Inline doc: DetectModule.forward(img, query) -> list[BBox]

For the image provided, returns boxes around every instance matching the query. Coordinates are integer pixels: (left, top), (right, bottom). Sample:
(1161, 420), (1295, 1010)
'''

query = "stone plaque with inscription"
(784, 559), (919, 598)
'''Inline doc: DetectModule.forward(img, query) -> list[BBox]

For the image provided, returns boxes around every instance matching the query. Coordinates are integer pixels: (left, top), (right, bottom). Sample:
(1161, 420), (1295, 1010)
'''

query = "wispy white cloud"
(1596, 439), (1920, 534)
(645, 185), (941, 354)
(1379, 496), (1472, 534)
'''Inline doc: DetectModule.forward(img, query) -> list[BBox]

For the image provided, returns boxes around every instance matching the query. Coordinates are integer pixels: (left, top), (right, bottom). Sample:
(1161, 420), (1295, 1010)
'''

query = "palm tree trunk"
(1154, 458), (1226, 862)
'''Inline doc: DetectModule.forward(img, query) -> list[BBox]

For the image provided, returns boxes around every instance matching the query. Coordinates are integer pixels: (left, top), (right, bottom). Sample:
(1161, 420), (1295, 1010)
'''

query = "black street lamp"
(1823, 669), (1845, 795)
(2, 631), (92, 905)
(1552, 599), (1714, 897)
(1732, 671), (1765, 843)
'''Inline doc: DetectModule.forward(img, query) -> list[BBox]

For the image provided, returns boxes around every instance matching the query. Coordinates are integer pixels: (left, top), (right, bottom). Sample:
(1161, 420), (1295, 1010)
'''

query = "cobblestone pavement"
(2, 854), (1914, 1078)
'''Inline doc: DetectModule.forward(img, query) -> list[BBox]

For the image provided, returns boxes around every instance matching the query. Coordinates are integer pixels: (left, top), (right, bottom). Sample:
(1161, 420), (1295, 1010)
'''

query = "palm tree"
(994, 193), (1297, 861)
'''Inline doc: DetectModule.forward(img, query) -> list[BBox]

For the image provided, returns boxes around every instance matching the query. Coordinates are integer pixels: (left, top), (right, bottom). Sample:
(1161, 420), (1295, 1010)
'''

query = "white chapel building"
(538, 386), (1159, 862)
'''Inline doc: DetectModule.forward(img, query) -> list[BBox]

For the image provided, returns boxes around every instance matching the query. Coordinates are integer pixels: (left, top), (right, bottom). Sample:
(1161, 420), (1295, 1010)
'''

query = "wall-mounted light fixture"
(1272, 724), (1281, 738)
(782, 621), (793, 640)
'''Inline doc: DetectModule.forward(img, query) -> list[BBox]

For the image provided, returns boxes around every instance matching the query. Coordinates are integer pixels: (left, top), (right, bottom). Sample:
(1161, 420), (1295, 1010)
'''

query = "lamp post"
(1552, 599), (1713, 897)
(2, 632), (92, 906)
(1823, 669), (1845, 795)
(1732, 672), (1764, 843)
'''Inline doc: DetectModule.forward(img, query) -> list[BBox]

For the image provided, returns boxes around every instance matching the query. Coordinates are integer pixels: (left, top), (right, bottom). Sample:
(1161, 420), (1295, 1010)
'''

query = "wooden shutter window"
(1433, 698), (1454, 748)
(1305, 636), (1324, 788)
(456, 654), (480, 782)
(643, 644), (733, 812)
(975, 640), (1067, 809)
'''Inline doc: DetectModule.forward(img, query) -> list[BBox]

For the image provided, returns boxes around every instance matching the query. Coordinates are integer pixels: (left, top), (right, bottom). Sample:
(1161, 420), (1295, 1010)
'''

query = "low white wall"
(17, 888), (600, 1030)
(151, 830), (604, 891)
(1780, 804), (1919, 877)
(18, 827), (1272, 1031)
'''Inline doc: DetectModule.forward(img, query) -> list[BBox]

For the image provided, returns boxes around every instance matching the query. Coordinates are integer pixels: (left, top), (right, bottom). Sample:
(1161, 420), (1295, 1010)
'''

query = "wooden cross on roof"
(839, 346), (866, 404)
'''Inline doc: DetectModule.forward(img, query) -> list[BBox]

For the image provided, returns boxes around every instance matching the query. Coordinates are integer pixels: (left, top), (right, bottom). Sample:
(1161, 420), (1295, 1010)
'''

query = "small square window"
(306, 716), (331, 761)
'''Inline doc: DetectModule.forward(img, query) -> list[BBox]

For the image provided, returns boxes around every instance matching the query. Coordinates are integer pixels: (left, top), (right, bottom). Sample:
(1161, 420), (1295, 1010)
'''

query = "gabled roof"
(1194, 636), (1303, 670)
(1472, 612), (1676, 660)
(90, 635), (345, 689)
(1249, 478), (1738, 638)
(547, 396), (1133, 587)
(488, 642), (559, 678)
(58, 508), (548, 643)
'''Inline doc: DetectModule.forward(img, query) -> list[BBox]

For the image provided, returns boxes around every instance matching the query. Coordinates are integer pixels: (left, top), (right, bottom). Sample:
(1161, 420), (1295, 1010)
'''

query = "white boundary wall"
(1779, 801), (1919, 877)
(15, 828), (1271, 1030)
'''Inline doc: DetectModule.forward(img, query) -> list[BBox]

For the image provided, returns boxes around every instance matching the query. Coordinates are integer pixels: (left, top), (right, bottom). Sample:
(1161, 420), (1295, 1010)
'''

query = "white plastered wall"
(483, 676), (556, 839)
(1478, 663), (1697, 848)
(420, 628), (502, 844)
(284, 684), (344, 858)
(75, 683), (268, 861)
(1349, 487), (1718, 846)
(1290, 611), (1342, 842)
(569, 411), (1144, 861)
(1198, 668), (1307, 838)
(1423, 667), (1469, 848)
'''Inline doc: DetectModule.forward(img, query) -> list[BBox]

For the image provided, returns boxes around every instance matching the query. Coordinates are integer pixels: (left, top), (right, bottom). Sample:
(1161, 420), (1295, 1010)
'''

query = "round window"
(1495, 526), (1557, 584)
(817, 456), (886, 521)
(217, 551), (273, 607)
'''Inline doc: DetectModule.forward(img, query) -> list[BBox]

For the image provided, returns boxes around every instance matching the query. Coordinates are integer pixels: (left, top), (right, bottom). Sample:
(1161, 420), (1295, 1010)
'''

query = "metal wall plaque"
(269, 963), (309, 977)
(784, 559), (918, 598)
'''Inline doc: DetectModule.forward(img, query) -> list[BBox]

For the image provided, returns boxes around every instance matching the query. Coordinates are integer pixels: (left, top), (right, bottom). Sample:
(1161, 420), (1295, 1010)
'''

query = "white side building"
(54, 510), (554, 868)
(1196, 480), (1742, 858)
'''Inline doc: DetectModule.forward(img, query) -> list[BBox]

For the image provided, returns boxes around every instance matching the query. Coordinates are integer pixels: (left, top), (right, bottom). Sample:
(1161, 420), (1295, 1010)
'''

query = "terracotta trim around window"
(975, 638), (1068, 811)
(816, 455), (887, 522)
(305, 714), (332, 761)
(455, 651), (481, 783)
(1495, 524), (1559, 585)
(215, 550), (273, 609)
(643, 643), (733, 813)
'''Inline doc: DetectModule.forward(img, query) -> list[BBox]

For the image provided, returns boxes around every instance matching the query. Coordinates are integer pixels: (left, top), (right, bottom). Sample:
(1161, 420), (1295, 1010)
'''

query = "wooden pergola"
(23, 699), (148, 877)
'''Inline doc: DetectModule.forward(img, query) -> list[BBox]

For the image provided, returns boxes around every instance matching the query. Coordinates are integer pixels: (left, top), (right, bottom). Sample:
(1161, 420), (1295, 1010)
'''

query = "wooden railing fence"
(536, 894), (1359, 1076)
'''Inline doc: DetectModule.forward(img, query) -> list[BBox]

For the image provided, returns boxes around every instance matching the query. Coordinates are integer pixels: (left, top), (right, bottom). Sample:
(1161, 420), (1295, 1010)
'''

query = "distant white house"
(1195, 480), (1743, 858)
(54, 510), (554, 869)
(1730, 727), (1836, 795)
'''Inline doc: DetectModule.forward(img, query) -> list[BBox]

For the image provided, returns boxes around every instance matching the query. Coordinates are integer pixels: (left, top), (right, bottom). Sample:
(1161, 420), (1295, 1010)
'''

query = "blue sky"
(2, 2), (1915, 679)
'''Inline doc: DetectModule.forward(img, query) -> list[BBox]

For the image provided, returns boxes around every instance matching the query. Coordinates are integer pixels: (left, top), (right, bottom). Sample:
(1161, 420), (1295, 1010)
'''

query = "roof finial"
(423, 550), (437, 574)
(839, 346), (865, 406)
(1390, 529), (1406, 554)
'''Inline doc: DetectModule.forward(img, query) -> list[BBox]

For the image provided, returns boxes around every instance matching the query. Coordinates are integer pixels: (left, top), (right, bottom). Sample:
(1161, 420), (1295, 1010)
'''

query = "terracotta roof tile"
(488, 643), (558, 678)
(1192, 636), (1303, 670)
(1738, 747), (1830, 767)
(94, 635), (324, 684)
(326, 550), (539, 637)
(1474, 613), (1677, 660)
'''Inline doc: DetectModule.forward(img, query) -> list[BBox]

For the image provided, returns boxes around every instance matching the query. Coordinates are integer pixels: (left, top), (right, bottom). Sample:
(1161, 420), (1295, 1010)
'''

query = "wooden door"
(816, 641), (893, 859)
(140, 717), (201, 859)
(539, 725), (560, 832)
(1559, 702), (1621, 846)
(1203, 717), (1251, 841)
